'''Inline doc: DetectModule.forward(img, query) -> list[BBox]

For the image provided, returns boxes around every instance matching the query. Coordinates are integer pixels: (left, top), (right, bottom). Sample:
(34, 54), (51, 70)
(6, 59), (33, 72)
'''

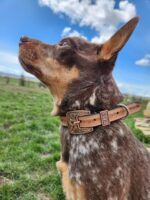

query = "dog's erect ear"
(98, 16), (139, 61)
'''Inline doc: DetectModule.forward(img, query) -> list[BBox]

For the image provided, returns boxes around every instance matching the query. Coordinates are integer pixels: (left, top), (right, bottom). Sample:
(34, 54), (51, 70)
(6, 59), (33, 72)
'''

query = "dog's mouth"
(19, 56), (31, 72)
(19, 56), (42, 78)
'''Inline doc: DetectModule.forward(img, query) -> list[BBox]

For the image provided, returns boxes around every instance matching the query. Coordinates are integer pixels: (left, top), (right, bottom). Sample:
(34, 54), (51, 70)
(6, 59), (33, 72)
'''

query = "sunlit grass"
(0, 79), (64, 200)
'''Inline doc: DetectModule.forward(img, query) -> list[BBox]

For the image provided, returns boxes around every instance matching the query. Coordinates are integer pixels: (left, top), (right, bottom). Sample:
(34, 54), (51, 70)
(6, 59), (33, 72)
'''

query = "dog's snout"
(20, 36), (30, 43)
(19, 36), (31, 46)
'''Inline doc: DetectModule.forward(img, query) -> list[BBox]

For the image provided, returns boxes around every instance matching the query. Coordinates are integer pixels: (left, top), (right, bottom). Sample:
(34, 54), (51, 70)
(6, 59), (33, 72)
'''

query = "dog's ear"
(98, 16), (139, 61)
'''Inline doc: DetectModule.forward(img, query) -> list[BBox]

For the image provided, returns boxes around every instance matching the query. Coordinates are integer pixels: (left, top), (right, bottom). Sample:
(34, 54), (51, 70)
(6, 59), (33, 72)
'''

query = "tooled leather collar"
(60, 103), (141, 134)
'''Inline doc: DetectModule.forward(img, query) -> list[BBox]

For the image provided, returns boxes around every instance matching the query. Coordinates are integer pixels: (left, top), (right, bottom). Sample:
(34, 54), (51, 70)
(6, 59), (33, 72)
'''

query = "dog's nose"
(20, 36), (30, 42)
(19, 36), (31, 46)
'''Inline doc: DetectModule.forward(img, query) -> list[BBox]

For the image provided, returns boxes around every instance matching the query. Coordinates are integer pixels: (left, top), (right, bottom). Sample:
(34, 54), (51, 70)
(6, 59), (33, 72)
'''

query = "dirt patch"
(135, 118), (150, 136)
(36, 192), (52, 200)
(3, 122), (13, 129)
(0, 84), (49, 94)
(41, 152), (52, 159)
(0, 176), (14, 185)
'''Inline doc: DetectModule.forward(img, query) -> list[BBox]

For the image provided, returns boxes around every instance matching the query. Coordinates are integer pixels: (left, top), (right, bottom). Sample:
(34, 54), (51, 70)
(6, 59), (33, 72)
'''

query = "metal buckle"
(117, 104), (130, 120)
(66, 110), (93, 134)
(100, 110), (110, 126)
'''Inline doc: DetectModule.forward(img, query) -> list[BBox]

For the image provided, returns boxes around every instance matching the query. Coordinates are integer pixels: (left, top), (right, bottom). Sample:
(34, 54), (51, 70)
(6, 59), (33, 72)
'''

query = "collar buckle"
(66, 110), (93, 134)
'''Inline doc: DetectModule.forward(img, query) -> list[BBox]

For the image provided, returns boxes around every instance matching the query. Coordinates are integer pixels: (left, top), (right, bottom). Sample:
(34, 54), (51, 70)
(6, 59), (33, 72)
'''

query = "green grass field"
(0, 77), (64, 200)
(0, 77), (150, 200)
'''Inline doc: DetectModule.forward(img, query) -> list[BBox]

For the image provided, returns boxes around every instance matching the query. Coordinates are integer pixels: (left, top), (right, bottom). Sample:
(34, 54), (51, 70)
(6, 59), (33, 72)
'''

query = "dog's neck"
(59, 75), (123, 116)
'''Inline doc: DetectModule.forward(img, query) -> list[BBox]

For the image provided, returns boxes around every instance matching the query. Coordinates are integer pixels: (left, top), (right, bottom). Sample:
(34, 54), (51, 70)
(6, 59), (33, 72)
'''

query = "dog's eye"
(59, 41), (68, 46)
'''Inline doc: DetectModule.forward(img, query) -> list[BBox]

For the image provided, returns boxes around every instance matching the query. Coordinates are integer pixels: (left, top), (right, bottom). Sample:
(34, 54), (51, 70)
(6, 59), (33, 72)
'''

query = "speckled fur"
(59, 70), (150, 199)
(60, 121), (150, 200)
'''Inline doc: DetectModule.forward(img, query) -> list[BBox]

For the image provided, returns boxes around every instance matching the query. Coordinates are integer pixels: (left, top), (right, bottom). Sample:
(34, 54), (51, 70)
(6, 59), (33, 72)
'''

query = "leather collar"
(60, 103), (142, 134)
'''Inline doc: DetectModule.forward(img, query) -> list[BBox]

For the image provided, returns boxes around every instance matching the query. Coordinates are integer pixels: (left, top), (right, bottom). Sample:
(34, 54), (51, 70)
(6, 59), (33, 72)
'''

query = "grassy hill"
(0, 76), (149, 200)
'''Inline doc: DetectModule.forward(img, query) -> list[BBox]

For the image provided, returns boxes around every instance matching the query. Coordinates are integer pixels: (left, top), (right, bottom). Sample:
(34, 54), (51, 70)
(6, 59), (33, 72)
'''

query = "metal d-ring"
(117, 104), (130, 120)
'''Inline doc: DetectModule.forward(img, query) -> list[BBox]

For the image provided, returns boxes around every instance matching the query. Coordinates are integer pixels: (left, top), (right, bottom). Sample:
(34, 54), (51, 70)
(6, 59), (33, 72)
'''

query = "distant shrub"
(19, 74), (26, 86)
(133, 127), (150, 144)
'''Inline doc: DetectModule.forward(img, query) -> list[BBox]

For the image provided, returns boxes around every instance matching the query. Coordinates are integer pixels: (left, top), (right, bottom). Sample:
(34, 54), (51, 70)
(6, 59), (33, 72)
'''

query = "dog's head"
(19, 17), (139, 115)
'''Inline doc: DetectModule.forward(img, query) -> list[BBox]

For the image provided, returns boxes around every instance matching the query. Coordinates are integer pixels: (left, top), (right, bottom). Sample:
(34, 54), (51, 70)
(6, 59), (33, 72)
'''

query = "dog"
(19, 16), (150, 200)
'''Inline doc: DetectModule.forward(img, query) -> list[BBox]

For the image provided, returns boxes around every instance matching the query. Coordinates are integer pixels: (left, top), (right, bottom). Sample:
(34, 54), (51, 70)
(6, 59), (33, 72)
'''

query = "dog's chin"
(19, 57), (30, 72)
(19, 56), (42, 78)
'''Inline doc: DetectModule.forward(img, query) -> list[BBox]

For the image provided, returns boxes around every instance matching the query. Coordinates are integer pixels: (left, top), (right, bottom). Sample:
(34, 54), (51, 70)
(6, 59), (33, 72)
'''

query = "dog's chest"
(61, 122), (129, 180)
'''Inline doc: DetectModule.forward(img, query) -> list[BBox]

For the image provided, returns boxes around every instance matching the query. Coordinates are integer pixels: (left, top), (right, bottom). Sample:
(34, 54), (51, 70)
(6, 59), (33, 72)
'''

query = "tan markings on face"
(43, 58), (79, 116)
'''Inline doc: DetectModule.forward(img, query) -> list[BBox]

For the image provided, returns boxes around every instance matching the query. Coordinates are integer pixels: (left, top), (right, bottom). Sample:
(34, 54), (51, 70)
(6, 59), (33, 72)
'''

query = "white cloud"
(0, 52), (18, 65)
(39, 0), (136, 43)
(135, 54), (150, 67)
(0, 51), (34, 77)
(117, 81), (150, 97)
(61, 27), (87, 39)
(61, 27), (71, 36)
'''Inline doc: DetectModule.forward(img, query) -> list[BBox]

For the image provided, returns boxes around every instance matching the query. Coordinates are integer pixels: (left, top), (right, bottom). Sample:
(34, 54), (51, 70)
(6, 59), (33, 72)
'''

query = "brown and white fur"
(19, 16), (150, 200)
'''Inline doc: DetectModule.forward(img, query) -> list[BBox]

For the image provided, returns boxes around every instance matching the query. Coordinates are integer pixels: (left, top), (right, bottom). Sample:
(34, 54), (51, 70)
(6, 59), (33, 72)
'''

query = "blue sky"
(0, 0), (150, 97)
